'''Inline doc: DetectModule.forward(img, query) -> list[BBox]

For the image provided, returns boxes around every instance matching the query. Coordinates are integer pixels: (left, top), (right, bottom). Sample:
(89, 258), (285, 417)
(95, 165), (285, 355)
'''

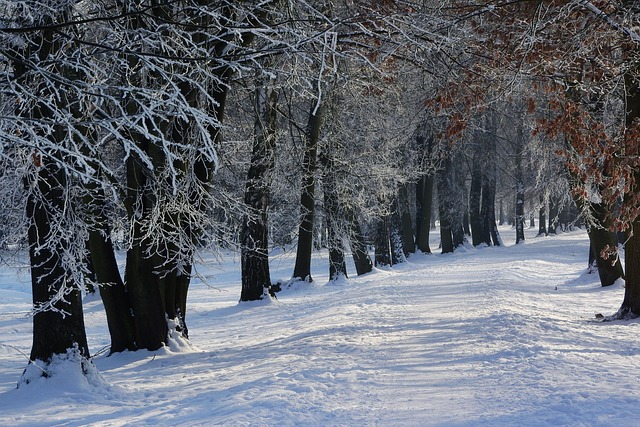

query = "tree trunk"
(618, 64), (640, 316)
(350, 216), (373, 275)
(567, 167), (623, 287)
(389, 197), (405, 265)
(469, 154), (483, 246)
(452, 159), (467, 248)
(589, 225), (624, 287)
(514, 125), (526, 244)
(538, 198), (547, 236)
(482, 176), (502, 247)
(529, 211), (535, 228)
(436, 156), (455, 254)
(477, 179), (493, 246)
(293, 101), (322, 282)
(415, 174), (434, 253)
(123, 152), (168, 351)
(12, 8), (90, 375)
(478, 115), (501, 246)
(241, 84), (277, 300)
(320, 146), (348, 281)
(324, 188), (348, 280)
(398, 183), (415, 257)
(548, 196), (559, 235)
(26, 164), (90, 366)
(374, 212), (392, 266)
(87, 219), (136, 353)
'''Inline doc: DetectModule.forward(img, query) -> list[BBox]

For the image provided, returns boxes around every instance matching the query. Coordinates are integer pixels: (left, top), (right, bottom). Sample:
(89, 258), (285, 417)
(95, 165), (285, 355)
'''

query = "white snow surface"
(1, 226), (639, 426)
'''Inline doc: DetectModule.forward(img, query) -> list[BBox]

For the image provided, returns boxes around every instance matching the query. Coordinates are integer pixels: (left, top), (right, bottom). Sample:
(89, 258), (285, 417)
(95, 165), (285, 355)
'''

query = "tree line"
(0, 0), (639, 383)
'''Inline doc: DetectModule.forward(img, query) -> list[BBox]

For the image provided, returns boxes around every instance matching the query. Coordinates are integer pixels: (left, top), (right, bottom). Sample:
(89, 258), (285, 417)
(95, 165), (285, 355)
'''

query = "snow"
(2, 226), (640, 426)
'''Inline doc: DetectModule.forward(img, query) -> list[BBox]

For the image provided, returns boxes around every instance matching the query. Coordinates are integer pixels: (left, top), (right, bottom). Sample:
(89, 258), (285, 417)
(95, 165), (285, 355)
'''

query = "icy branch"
(573, 0), (640, 44)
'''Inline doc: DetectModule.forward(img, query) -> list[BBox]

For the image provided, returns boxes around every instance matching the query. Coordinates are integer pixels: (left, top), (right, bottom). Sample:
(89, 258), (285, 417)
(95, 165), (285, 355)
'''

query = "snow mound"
(17, 347), (111, 395)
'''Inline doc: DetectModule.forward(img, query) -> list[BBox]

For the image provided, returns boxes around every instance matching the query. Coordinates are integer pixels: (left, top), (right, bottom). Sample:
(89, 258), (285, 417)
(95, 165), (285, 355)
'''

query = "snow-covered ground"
(1, 226), (639, 426)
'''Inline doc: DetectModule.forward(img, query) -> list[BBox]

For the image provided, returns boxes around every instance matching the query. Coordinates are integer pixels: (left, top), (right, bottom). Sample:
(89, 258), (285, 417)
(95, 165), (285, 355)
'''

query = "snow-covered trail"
(1, 228), (640, 426)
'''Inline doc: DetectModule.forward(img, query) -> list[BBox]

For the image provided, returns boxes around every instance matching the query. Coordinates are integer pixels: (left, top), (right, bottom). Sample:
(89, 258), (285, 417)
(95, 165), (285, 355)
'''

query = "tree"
(436, 148), (466, 254)
(3, 0), (92, 380)
(1, 0), (299, 357)
(456, 0), (636, 306)
(513, 113), (527, 244)
(240, 80), (279, 301)
(292, 95), (323, 282)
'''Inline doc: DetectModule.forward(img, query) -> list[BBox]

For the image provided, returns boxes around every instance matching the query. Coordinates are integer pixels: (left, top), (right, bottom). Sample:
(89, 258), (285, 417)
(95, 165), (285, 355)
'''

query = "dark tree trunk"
(374, 213), (392, 266)
(438, 207), (454, 254)
(389, 198), (405, 265)
(477, 180), (493, 246)
(325, 190), (348, 280)
(416, 175), (434, 254)
(436, 156), (455, 254)
(538, 198), (547, 236)
(293, 102), (322, 282)
(514, 126), (526, 244)
(622, 221), (640, 316)
(453, 160), (467, 248)
(26, 164), (90, 365)
(618, 67), (640, 316)
(475, 115), (501, 246)
(529, 211), (535, 228)
(87, 222), (136, 353)
(350, 216), (373, 275)
(515, 186), (526, 244)
(415, 174), (434, 253)
(548, 196), (559, 235)
(588, 223), (624, 287)
(463, 210), (471, 237)
(482, 177), (502, 247)
(452, 215), (466, 248)
(469, 156), (483, 246)
(122, 148), (168, 351)
(12, 8), (90, 374)
(569, 168), (624, 286)
(398, 183), (415, 257)
(415, 127), (435, 253)
(320, 149), (348, 281)
(241, 85), (277, 300)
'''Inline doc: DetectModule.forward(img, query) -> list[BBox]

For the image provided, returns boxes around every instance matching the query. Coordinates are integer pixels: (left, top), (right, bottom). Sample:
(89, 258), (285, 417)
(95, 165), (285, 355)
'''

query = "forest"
(1, 0), (640, 413)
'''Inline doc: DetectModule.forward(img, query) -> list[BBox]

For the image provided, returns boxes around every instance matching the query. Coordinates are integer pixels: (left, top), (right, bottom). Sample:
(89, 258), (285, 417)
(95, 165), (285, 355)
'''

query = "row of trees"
(1, 0), (639, 381)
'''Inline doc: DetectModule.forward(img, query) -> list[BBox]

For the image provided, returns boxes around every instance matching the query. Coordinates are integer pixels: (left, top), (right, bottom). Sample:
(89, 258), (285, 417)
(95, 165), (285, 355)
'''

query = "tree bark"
(514, 124), (526, 244)
(588, 221), (624, 287)
(293, 101), (322, 282)
(86, 213), (136, 353)
(538, 198), (547, 236)
(241, 84), (277, 300)
(12, 7), (90, 373)
(374, 208), (393, 266)
(529, 211), (535, 228)
(122, 145), (168, 351)
(324, 186), (348, 280)
(436, 156), (455, 254)
(389, 197), (405, 265)
(349, 216), (373, 275)
(320, 146), (348, 280)
(26, 164), (90, 365)
(415, 174), (434, 253)
(469, 153), (483, 246)
(398, 183), (415, 257)
(619, 63), (640, 316)
(548, 196), (559, 235)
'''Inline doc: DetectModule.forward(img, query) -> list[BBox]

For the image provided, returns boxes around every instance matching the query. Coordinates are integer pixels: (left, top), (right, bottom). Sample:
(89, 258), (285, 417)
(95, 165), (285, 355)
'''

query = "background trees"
(3, 0), (640, 385)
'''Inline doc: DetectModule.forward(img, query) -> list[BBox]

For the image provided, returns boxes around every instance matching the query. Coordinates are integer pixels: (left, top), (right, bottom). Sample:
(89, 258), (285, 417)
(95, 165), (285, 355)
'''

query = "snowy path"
(1, 228), (640, 426)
